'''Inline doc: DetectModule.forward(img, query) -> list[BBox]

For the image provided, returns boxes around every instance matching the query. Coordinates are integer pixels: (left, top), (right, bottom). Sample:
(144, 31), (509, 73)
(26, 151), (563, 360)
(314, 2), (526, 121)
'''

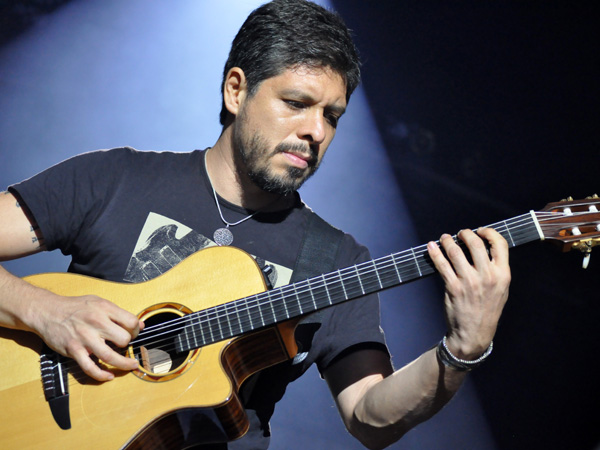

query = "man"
(0, 0), (510, 448)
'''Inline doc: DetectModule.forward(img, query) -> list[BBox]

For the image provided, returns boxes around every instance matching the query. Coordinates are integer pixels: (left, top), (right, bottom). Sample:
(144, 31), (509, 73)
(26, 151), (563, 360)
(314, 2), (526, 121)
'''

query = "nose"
(298, 109), (327, 145)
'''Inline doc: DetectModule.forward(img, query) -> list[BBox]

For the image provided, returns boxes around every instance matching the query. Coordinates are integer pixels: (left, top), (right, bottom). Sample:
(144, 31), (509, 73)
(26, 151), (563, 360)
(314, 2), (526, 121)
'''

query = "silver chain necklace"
(210, 184), (257, 246)
(205, 150), (285, 246)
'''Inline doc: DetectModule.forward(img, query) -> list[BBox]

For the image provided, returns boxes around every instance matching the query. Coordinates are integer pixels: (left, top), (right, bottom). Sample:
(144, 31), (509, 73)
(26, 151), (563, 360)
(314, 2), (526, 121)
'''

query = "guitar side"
(0, 246), (296, 449)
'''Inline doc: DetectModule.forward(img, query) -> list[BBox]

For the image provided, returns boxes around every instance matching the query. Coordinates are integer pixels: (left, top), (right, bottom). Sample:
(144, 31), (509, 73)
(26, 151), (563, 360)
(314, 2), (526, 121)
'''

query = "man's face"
(232, 66), (347, 195)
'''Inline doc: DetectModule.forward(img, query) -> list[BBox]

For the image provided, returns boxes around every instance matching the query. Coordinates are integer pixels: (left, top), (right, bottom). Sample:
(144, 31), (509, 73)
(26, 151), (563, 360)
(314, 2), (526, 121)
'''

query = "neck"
(207, 130), (293, 212)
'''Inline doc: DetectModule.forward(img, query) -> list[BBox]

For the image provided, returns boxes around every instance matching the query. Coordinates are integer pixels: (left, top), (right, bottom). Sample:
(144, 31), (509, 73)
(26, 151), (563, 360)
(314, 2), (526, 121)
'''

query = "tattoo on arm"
(30, 224), (45, 249)
(3, 190), (46, 250)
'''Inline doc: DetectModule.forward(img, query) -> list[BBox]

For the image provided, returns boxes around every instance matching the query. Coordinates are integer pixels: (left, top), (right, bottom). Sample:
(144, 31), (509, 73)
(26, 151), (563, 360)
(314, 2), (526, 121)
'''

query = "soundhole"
(129, 303), (199, 382)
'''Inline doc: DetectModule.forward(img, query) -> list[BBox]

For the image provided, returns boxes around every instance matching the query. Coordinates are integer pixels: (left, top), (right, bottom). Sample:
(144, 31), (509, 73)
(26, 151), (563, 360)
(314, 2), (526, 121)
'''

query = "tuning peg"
(561, 196), (574, 202)
(583, 252), (591, 269)
(586, 194), (599, 199)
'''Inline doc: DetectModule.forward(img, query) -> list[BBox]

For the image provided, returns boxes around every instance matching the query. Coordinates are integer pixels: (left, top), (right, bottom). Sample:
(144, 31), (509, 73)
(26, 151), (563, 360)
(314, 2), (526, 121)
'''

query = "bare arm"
(325, 228), (510, 450)
(0, 191), (142, 381)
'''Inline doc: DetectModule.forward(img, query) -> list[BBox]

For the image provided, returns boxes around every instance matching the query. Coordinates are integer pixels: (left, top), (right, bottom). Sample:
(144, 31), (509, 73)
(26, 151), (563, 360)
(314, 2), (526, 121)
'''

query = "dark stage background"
(1, 1), (598, 449)
(332, 2), (599, 449)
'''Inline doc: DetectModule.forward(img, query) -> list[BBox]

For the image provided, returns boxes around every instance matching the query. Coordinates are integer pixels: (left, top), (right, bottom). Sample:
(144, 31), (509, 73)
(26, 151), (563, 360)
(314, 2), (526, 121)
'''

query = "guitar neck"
(173, 212), (542, 353)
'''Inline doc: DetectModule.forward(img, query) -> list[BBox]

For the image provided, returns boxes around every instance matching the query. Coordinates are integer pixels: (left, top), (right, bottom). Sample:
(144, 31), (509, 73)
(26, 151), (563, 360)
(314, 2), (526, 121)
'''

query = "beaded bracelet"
(436, 336), (494, 371)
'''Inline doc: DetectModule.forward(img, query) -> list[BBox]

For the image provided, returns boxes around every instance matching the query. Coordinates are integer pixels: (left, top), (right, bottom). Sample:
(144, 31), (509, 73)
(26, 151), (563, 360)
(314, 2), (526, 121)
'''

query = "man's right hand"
(30, 293), (144, 381)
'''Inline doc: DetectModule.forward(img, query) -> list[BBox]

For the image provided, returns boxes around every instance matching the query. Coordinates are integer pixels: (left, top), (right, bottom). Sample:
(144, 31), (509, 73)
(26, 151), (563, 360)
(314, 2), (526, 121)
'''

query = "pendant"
(214, 227), (234, 246)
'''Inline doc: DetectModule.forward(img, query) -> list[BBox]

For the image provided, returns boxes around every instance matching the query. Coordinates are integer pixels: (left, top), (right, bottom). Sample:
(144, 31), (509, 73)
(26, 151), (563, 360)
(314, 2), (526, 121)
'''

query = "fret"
(372, 260), (383, 290)
(290, 284), (301, 318)
(190, 316), (200, 348)
(391, 254), (403, 283)
(256, 295), (266, 327)
(244, 297), (254, 330)
(328, 271), (347, 304)
(282, 295), (290, 319)
(197, 312), (208, 345)
(338, 269), (349, 300)
(502, 220), (516, 247)
(297, 287), (304, 315)
(354, 265), (365, 295)
(233, 301), (243, 336)
(223, 305), (233, 337)
(175, 326), (189, 353)
(378, 256), (397, 289)
(265, 290), (278, 324)
(286, 281), (304, 317)
(215, 305), (225, 340)
(410, 247), (422, 277)
(182, 325), (192, 350)
(321, 274), (331, 308)
(307, 278), (319, 308)
(207, 313), (216, 342)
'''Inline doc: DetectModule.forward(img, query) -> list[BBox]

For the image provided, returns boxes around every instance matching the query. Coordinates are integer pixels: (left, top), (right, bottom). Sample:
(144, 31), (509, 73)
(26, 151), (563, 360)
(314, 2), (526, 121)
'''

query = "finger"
(101, 302), (143, 340)
(97, 318), (138, 348)
(427, 237), (458, 283)
(457, 229), (491, 269)
(70, 346), (116, 382)
(477, 227), (509, 267)
(438, 232), (473, 275)
(89, 339), (139, 372)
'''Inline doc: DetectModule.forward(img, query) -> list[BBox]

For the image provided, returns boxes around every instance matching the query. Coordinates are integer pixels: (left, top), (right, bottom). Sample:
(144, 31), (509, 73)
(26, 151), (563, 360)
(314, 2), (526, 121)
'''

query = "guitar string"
(102, 214), (549, 362)
(57, 213), (596, 377)
(117, 211), (594, 356)
(124, 212), (575, 350)
(54, 218), (560, 376)
(51, 210), (598, 376)
(51, 215), (538, 376)
(131, 216), (531, 337)
(127, 211), (594, 353)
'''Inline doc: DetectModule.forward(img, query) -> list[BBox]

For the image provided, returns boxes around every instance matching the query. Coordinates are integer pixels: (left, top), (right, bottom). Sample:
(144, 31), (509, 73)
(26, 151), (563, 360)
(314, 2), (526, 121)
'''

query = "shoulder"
(66, 147), (203, 163)
(56, 147), (205, 178)
(301, 204), (371, 267)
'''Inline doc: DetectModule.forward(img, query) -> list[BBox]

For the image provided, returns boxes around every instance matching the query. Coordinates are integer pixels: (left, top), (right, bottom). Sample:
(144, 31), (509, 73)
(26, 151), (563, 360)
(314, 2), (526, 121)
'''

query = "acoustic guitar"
(0, 196), (598, 449)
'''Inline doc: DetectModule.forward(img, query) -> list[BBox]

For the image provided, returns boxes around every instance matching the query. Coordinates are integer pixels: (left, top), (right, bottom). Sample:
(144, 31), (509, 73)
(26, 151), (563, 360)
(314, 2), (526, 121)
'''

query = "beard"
(232, 112), (320, 196)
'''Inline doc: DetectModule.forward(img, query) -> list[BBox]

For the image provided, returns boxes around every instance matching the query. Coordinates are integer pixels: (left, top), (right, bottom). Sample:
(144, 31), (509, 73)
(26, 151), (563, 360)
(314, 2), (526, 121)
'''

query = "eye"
(325, 113), (340, 128)
(284, 100), (306, 110)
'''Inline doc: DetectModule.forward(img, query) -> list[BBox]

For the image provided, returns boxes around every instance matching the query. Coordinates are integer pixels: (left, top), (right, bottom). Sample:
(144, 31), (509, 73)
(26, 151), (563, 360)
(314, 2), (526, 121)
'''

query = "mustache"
(273, 142), (318, 162)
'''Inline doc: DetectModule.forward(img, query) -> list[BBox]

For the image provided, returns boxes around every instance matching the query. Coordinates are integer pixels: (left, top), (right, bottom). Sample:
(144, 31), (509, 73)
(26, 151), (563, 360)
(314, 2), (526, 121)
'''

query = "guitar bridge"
(40, 347), (71, 430)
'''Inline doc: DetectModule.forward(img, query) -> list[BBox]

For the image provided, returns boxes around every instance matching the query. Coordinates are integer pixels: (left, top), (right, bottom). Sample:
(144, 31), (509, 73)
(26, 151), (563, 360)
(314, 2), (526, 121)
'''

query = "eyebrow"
(281, 89), (347, 117)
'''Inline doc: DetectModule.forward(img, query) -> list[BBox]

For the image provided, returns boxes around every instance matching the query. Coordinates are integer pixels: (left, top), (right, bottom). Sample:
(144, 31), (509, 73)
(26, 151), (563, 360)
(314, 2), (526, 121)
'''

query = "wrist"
(12, 281), (60, 335)
(436, 336), (493, 372)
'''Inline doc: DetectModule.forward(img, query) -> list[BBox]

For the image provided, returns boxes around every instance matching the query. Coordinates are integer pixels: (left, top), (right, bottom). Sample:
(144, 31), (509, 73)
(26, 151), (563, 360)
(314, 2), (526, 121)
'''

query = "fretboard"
(170, 211), (542, 353)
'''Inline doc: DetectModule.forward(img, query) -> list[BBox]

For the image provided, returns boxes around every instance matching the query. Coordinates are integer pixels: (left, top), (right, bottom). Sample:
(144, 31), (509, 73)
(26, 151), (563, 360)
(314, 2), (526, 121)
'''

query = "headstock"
(535, 195), (600, 268)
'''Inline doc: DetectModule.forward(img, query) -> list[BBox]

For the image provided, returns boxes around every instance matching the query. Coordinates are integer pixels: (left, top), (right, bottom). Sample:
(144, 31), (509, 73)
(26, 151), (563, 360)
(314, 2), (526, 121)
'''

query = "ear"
(223, 67), (248, 118)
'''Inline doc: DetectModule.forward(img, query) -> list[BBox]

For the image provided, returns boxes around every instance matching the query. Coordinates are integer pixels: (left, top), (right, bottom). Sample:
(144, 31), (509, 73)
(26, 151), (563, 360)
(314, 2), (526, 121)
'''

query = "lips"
(281, 151), (311, 169)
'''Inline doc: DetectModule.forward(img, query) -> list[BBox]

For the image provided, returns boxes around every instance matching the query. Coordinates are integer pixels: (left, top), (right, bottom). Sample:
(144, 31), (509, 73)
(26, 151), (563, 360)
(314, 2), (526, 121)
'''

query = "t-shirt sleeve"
(9, 148), (131, 256)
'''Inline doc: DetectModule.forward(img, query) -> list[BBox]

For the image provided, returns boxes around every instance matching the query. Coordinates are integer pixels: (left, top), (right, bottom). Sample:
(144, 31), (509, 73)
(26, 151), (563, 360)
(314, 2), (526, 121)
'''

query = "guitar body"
(0, 246), (298, 449)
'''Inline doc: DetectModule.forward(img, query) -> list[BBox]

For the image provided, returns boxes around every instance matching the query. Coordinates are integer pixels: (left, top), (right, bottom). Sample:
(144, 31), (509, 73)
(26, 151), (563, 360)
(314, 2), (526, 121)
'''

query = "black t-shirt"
(10, 147), (388, 448)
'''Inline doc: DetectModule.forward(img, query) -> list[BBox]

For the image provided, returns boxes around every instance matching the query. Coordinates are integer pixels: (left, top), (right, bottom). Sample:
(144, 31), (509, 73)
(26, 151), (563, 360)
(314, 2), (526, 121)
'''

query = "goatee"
(234, 129), (319, 196)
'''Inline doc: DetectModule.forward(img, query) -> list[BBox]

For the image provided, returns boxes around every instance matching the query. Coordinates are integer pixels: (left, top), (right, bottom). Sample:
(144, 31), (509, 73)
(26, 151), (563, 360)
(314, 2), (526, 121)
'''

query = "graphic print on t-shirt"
(123, 212), (292, 289)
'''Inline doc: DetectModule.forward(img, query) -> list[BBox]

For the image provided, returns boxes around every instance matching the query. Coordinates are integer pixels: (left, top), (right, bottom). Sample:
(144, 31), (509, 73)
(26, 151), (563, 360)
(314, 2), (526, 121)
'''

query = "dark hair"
(219, 0), (361, 125)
